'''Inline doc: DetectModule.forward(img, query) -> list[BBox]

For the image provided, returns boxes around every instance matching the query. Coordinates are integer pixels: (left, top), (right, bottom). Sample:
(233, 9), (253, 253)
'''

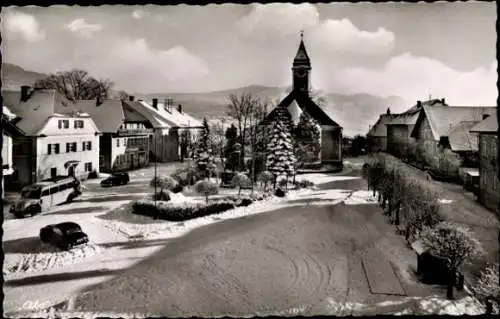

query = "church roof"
(293, 38), (311, 67)
(263, 90), (341, 127)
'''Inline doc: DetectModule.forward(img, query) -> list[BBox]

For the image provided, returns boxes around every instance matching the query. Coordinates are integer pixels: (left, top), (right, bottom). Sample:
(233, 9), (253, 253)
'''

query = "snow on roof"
(2, 105), (17, 120)
(139, 100), (203, 128)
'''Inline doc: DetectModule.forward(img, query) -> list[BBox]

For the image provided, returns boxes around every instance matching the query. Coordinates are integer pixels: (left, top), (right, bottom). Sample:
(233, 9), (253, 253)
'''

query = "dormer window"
(74, 120), (84, 129)
(58, 119), (70, 129)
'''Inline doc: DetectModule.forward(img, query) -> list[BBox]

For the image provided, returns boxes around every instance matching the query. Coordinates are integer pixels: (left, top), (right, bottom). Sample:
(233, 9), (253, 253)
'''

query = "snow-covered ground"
(3, 169), (486, 317)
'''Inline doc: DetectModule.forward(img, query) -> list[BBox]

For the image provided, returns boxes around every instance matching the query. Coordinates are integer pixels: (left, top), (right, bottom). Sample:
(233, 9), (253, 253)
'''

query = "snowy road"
(3, 165), (485, 316)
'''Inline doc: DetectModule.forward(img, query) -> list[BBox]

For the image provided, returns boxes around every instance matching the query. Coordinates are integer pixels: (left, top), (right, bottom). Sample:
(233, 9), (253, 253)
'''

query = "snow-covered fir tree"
(266, 118), (297, 179)
(194, 118), (215, 173)
(293, 111), (321, 162)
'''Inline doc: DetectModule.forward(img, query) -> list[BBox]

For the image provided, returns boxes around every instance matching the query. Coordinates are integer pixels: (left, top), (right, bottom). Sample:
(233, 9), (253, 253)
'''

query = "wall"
(320, 126), (342, 163)
(36, 117), (100, 180)
(367, 136), (387, 152)
(415, 117), (440, 166)
(387, 125), (409, 158)
(2, 133), (13, 175)
(479, 134), (499, 213)
(12, 137), (36, 187)
(111, 135), (150, 171)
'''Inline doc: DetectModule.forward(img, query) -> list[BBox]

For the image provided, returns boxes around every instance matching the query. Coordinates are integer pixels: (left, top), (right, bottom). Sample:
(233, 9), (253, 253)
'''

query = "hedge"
(365, 152), (444, 242)
(132, 200), (236, 221)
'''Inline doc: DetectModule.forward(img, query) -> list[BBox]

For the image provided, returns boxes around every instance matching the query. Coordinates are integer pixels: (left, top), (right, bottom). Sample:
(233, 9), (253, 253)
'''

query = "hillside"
(2, 63), (407, 137)
(140, 87), (407, 137)
(1, 63), (48, 89)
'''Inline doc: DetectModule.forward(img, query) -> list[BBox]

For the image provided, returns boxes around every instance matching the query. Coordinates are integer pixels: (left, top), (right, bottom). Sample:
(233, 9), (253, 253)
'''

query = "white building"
(2, 106), (22, 198)
(2, 86), (101, 187)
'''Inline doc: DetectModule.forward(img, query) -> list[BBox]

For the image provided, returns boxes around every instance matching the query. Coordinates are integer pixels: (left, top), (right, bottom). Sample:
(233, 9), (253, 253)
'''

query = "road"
(3, 160), (464, 316)
(58, 168), (449, 316)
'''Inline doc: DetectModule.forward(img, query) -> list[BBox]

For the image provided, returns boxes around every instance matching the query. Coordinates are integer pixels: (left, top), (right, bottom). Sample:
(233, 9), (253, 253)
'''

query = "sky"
(1, 2), (497, 105)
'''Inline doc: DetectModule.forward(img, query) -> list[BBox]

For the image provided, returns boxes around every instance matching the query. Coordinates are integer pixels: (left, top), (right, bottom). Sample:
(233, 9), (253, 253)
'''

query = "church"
(263, 33), (343, 168)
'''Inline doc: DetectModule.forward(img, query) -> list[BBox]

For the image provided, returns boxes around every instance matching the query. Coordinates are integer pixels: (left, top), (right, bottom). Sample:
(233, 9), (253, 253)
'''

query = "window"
(116, 138), (120, 147)
(59, 183), (68, 191)
(58, 120), (69, 129)
(50, 167), (57, 178)
(54, 144), (60, 154)
(47, 144), (52, 155)
(82, 141), (91, 151)
(66, 143), (70, 153)
(67, 142), (77, 152)
(74, 120), (84, 129)
(84, 162), (93, 172)
(71, 142), (77, 152)
(41, 189), (50, 197)
(49, 186), (60, 194)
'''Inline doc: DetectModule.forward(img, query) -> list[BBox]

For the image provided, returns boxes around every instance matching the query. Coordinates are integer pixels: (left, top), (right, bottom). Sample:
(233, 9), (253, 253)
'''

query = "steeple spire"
(293, 31), (311, 67)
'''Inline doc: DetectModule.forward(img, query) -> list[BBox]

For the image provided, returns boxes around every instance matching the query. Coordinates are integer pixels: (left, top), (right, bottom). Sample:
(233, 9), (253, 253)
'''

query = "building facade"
(75, 98), (152, 173)
(470, 114), (499, 213)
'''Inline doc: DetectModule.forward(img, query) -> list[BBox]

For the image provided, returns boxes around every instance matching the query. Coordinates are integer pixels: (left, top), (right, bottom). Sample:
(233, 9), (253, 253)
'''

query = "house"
(382, 99), (446, 159)
(261, 34), (343, 166)
(132, 97), (203, 162)
(2, 86), (101, 188)
(470, 112), (499, 213)
(367, 113), (393, 152)
(1, 106), (23, 199)
(409, 103), (496, 170)
(74, 97), (154, 173)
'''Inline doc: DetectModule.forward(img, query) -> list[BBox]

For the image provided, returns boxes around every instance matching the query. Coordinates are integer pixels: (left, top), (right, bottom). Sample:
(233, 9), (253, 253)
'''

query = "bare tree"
(210, 120), (227, 174)
(226, 93), (260, 171)
(34, 69), (114, 101)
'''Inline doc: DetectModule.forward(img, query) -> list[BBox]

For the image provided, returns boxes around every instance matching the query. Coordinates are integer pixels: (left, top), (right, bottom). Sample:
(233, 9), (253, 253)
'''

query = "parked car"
(100, 172), (130, 187)
(39, 222), (89, 250)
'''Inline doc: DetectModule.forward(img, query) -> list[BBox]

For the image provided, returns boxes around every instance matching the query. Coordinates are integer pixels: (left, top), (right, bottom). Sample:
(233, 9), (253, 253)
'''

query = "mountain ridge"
(1, 62), (408, 136)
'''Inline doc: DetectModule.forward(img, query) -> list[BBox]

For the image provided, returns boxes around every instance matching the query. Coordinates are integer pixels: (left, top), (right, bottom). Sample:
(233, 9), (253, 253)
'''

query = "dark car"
(100, 172), (130, 187)
(39, 222), (89, 250)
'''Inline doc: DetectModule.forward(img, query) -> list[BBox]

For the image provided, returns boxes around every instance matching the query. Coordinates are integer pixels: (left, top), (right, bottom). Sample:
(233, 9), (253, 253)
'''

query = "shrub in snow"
(150, 175), (178, 192)
(194, 180), (219, 202)
(275, 188), (286, 197)
(258, 170), (274, 190)
(132, 200), (235, 221)
(232, 173), (251, 196)
(419, 222), (484, 271)
(153, 190), (171, 201)
(171, 184), (184, 194)
(475, 263), (500, 299)
(297, 179), (315, 189)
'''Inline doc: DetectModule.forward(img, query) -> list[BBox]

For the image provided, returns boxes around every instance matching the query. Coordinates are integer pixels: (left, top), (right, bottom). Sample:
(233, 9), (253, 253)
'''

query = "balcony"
(117, 128), (154, 136)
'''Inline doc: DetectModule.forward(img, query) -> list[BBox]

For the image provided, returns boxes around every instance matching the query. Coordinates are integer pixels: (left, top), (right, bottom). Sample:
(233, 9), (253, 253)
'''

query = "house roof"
(386, 112), (420, 126)
(410, 105), (497, 140)
(123, 100), (172, 129)
(470, 111), (498, 133)
(74, 99), (125, 133)
(137, 100), (203, 128)
(403, 98), (447, 114)
(2, 89), (78, 135)
(264, 90), (341, 127)
(446, 121), (481, 152)
(367, 114), (392, 137)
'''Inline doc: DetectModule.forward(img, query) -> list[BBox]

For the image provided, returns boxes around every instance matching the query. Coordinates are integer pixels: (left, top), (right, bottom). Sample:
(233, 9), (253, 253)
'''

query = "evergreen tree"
(224, 124), (238, 158)
(266, 119), (297, 182)
(293, 112), (321, 162)
(194, 118), (215, 175)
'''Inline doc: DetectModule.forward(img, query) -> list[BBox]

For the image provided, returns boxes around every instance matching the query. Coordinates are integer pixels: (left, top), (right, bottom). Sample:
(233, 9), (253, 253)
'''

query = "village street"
(3, 160), (485, 317)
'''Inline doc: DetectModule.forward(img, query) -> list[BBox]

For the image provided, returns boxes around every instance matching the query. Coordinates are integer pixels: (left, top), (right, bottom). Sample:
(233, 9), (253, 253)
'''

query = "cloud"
(132, 9), (150, 19)
(237, 3), (394, 55)
(83, 38), (211, 92)
(2, 9), (46, 42)
(322, 53), (497, 106)
(66, 18), (103, 38)
(309, 19), (395, 55)
(237, 3), (319, 38)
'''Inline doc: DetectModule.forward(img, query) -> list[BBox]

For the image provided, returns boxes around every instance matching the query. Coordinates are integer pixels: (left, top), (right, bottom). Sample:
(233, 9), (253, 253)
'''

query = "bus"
(9, 177), (83, 218)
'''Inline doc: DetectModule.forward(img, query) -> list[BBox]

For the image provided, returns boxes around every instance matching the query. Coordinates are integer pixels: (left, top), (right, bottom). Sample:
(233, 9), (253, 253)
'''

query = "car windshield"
(21, 187), (41, 199)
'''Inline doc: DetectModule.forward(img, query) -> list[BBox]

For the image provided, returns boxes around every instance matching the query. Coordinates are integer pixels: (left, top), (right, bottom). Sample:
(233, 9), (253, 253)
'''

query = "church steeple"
(292, 31), (311, 96)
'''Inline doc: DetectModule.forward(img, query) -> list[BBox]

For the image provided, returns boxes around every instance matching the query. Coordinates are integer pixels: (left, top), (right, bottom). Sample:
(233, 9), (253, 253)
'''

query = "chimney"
(129, 95), (135, 101)
(152, 98), (158, 109)
(177, 104), (183, 113)
(441, 98), (446, 104)
(417, 100), (422, 108)
(482, 114), (490, 120)
(21, 85), (31, 102)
